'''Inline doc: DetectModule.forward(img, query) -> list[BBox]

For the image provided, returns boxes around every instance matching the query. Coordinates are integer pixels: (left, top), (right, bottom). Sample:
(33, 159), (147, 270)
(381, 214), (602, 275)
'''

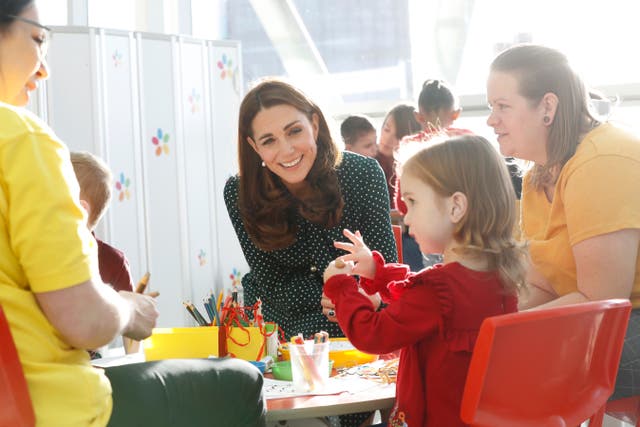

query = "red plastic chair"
(392, 224), (403, 263)
(461, 299), (632, 427)
(0, 305), (35, 427)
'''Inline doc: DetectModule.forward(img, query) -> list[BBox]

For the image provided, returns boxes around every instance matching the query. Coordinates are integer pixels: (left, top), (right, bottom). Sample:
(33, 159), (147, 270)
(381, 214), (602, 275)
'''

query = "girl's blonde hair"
(400, 135), (527, 293)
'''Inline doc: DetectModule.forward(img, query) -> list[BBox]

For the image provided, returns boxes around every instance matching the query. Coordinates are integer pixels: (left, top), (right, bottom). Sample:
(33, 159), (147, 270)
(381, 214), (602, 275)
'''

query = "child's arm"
(324, 274), (440, 355)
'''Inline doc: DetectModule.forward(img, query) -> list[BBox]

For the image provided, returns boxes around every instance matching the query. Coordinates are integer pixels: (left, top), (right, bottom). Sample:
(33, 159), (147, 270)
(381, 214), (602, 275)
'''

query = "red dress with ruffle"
(323, 251), (517, 427)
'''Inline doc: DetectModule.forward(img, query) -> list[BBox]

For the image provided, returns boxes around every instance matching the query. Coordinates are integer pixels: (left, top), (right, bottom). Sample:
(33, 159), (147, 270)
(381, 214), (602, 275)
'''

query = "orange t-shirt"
(522, 123), (640, 307)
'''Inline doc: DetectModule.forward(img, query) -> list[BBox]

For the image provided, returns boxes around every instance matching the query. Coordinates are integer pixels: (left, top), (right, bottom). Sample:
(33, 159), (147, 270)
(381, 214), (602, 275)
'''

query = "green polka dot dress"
(224, 152), (398, 340)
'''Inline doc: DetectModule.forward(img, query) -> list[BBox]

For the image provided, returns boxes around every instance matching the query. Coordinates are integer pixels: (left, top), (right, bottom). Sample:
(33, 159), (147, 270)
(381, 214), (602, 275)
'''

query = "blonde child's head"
(416, 79), (461, 130)
(399, 135), (526, 292)
(70, 151), (112, 230)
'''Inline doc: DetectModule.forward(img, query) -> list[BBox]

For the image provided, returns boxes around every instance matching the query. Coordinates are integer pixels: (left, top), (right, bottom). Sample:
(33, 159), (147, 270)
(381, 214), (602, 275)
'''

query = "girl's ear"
(448, 191), (468, 224)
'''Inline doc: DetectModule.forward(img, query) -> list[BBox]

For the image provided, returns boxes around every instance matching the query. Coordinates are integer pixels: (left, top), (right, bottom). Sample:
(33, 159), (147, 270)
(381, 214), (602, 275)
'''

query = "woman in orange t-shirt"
(486, 44), (640, 400)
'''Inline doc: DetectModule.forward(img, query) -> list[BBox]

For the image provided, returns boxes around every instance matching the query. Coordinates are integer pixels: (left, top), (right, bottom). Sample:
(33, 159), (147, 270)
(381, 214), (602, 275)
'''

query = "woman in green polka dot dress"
(224, 79), (397, 426)
(224, 79), (397, 343)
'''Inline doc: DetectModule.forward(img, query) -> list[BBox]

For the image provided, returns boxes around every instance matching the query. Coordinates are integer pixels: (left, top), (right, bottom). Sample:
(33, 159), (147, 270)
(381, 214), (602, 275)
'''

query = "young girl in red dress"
(323, 135), (527, 427)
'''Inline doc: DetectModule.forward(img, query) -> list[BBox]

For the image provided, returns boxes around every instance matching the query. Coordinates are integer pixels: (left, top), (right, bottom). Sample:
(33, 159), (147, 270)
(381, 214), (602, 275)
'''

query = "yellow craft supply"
(280, 337), (378, 368)
(144, 327), (219, 360)
(135, 271), (151, 293)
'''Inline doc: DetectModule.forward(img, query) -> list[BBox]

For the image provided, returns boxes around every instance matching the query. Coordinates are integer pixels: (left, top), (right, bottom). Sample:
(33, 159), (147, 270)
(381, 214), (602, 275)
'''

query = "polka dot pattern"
(224, 152), (397, 339)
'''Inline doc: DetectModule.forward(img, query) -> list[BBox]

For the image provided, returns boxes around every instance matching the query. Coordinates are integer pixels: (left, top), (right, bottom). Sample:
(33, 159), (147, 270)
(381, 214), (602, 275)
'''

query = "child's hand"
(333, 229), (376, 279)
(323, 258), (354, 282)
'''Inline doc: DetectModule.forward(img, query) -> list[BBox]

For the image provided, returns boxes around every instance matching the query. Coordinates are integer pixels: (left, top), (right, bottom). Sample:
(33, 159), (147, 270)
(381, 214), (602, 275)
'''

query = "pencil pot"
(289, 340), (330, 393)
(225, 322), (278, 361)
(143, 326), (220, 361)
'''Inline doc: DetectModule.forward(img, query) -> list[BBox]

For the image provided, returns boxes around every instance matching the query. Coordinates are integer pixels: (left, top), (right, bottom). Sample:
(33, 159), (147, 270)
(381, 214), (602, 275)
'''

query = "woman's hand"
(321, 292), (337, 322)
(333, 229), (376, 279)
(321, 288), (382, 322)
(119, 291), (160, 341)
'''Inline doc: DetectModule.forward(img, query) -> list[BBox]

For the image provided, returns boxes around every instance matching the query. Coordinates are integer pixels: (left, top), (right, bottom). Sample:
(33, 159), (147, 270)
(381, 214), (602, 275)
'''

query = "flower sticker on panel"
(115, 173), (131, 201)
(151, 128), (170, 156)
(217, 53), (233, 80)
(197, 249), (207, 266)
(112, 49), (123, 68)
(229, 268), (242, 287)
(188, 88), (201, 114)
(217, 52), (240, 95)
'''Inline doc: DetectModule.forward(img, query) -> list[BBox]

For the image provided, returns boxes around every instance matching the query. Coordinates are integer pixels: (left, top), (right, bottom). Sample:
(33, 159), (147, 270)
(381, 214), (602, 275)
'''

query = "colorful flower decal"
(112, 49), (123, 67)
(115, 173), (131, 201)
(197, 249), (206, 266)
(151, 128), (170, 156)
(216, 52), (241, 95)
(229, 268), (242, 287)
(188, 88), (201, 113)
(217, 54), (234, 80)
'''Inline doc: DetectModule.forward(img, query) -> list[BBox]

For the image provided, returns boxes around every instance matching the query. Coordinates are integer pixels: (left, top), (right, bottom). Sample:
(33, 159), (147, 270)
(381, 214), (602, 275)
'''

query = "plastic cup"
(289, 340), (329, 392)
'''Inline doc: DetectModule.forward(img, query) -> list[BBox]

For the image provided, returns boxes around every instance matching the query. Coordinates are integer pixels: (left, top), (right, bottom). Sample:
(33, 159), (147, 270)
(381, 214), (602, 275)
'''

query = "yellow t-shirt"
(0, 103), (112, 426)
(522, 123), (640, 307)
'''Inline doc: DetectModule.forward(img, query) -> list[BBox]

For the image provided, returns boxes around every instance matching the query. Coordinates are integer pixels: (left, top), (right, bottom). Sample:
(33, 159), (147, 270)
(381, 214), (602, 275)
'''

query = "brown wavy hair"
(237, 79), (343, 251)
(490, 44), (598, 190)
(399, 135), (528, 293)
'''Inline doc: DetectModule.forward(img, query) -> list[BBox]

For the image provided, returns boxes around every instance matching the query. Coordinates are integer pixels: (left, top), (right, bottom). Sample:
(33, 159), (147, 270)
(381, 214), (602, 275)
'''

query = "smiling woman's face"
(248, 104), (319, 191)
(0, 2), (49, 106)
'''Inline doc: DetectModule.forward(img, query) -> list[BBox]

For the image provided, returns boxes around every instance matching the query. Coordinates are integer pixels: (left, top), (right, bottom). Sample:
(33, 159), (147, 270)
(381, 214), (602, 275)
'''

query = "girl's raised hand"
(333, 229), (376, 279)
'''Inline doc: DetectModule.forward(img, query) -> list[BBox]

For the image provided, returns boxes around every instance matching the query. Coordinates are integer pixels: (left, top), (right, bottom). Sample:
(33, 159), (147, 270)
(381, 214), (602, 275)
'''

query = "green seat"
(105, 358), (266, 427)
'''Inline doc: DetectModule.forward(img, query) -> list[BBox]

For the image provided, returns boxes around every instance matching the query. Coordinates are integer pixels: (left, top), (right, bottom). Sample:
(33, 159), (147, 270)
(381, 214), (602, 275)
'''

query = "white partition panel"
(177, 38), (217, 304)
(46, 29), (98, 154)
(209, 42), (247, 294)
(100, 31), (147, 282)
(42, 27), (243, 328)
(138, 35), (187, 327)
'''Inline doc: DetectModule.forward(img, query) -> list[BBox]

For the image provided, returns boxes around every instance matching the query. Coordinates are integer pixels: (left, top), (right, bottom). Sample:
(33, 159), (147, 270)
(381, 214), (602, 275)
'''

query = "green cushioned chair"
(105, 358), (266, 427)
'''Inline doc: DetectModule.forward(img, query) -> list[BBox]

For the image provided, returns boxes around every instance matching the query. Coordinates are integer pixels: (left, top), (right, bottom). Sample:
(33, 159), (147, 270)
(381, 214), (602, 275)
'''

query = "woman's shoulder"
(338, 151), (383, 176)
(0, 103), (52, 141)
(577, 122), (640, 161)
(223, 175), (240, 202)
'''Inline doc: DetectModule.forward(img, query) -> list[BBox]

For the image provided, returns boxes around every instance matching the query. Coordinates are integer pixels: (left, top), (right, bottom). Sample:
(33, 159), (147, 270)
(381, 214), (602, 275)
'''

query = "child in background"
(71, 151), (135, 293)
(375, 104), (422, 207)
(395, 79), (473, 216)
(71, 151), (148, 355)
(323, 135), (527, 427)
(412, 78), (467, 133)
(340, 114), (378, 158)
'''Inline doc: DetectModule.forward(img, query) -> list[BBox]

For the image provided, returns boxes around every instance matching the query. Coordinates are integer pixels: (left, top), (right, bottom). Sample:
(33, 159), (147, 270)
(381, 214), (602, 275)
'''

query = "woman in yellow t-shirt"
(0, 1), (159, 424)
(1, 2), (265, 426)
(486, 43), (640, 400)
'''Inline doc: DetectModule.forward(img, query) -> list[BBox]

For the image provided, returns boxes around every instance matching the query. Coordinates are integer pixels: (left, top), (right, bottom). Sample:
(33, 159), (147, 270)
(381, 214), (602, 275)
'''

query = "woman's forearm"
(524, 291), (590, 311)
(36, 279), (131, 349)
